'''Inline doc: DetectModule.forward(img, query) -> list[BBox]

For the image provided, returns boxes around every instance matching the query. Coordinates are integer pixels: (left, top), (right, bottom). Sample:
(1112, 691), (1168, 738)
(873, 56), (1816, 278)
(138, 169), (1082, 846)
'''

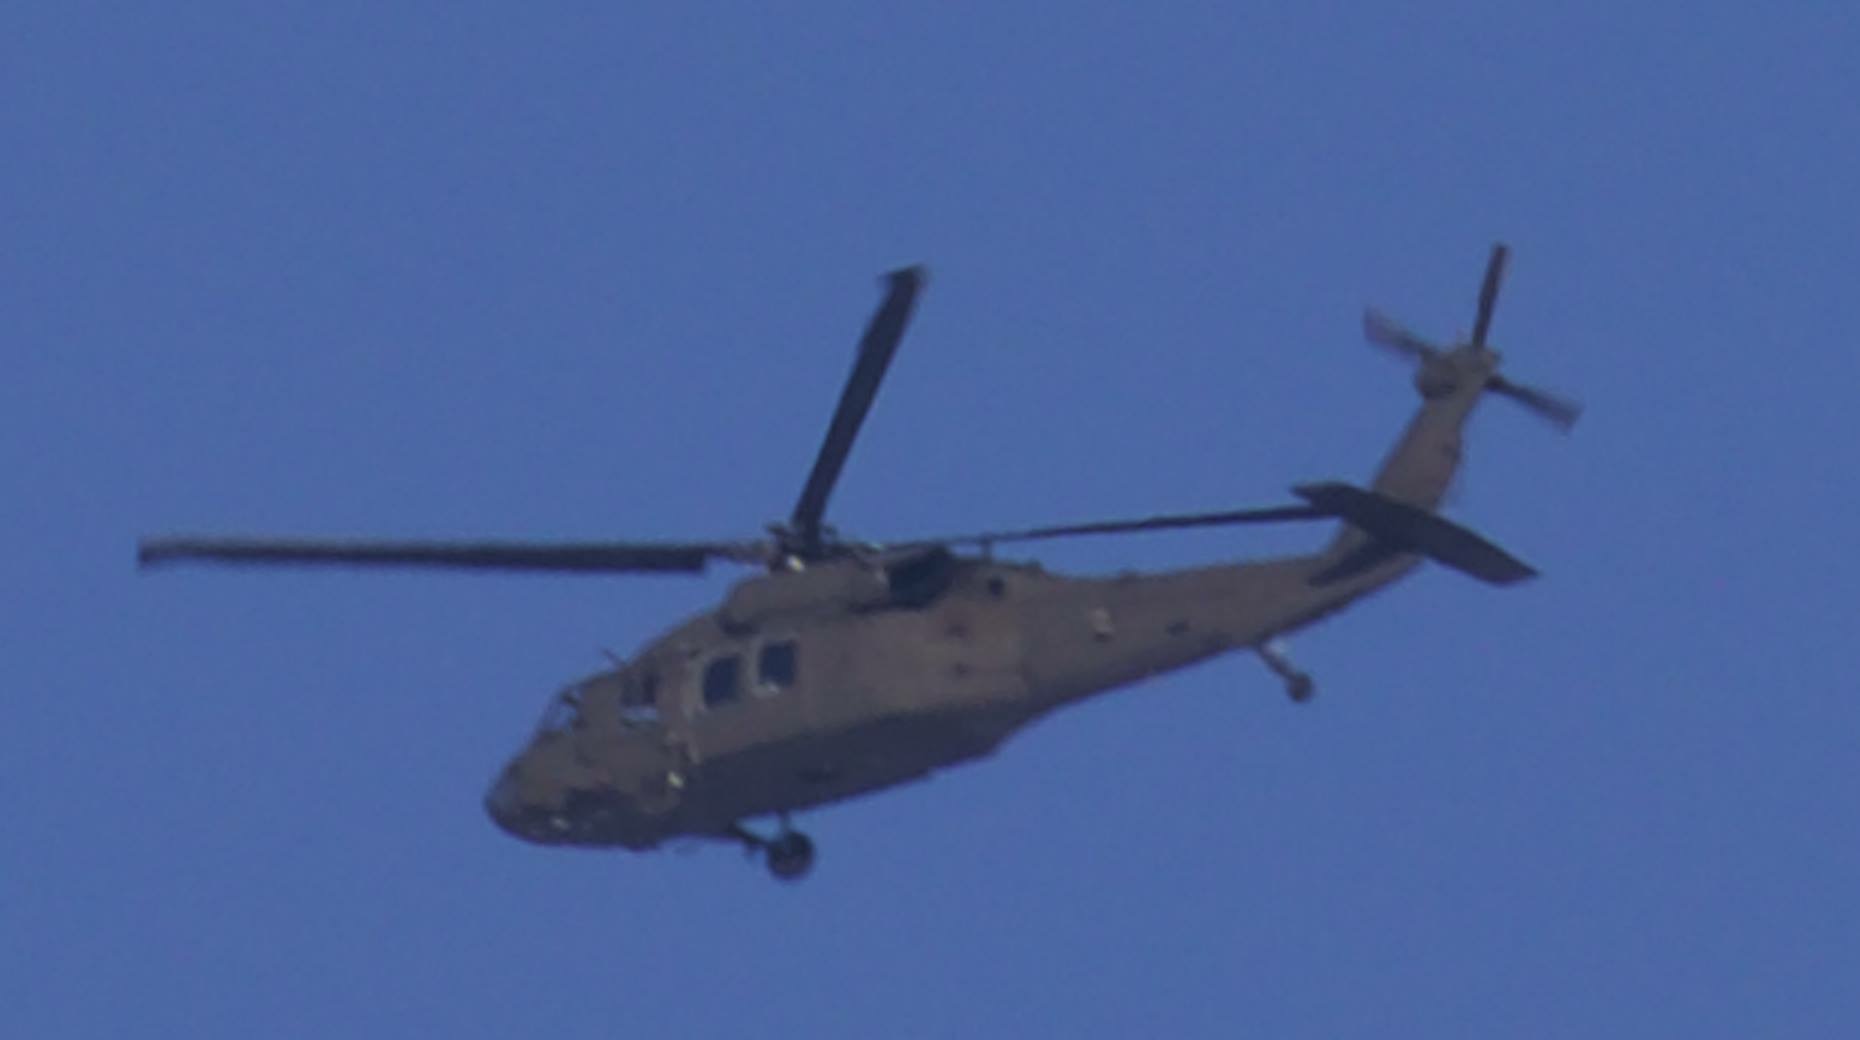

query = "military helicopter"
(140, 244), (1579, 880)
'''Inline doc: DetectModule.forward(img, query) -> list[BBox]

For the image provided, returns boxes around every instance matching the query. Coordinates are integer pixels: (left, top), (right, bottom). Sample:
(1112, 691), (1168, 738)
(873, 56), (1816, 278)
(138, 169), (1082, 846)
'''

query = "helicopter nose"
(484, 765), (533, 840)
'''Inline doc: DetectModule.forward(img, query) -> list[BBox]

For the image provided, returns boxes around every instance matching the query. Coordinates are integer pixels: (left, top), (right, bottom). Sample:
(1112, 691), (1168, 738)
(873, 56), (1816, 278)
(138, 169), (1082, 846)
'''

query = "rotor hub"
(1418, 344), (1505, 400)
(1415, 354), (1461, 399)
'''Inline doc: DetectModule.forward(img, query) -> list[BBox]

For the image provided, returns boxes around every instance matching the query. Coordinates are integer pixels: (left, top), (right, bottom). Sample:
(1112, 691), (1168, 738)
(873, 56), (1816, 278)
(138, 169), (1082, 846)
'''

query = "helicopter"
(140, 243), (1579, 881)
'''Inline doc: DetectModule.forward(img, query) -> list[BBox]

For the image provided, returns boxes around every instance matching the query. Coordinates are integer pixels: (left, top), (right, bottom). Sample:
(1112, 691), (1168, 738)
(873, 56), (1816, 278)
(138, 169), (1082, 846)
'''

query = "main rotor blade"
(1471, 242), (1509, 349)
(1363, 308), (1438, 360)
(789, 266), (926, 557)
(138, 536), (768, 574)
(913, 503), (1327, 548)
(1487, 375), (1582, 431)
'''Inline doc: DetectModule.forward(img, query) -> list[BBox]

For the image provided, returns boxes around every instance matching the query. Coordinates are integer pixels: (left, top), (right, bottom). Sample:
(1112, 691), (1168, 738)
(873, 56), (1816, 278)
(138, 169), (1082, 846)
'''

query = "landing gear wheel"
(1260, 640), (1316, 703)
(1286, 674), (1315, 703)
(765, 830), (816, 881)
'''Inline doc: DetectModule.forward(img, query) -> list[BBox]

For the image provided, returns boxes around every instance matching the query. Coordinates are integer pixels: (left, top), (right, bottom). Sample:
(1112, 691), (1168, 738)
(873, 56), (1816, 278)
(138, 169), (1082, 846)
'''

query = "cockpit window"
(757, 640), (797, 694)
(536, 687), (581, 736)
(702, 655), (741, 709)
(621, 670), (662, 727)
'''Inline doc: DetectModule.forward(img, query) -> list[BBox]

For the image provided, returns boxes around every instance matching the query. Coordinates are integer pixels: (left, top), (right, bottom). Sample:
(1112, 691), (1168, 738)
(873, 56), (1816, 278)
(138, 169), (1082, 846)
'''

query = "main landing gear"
(727, 815), (817, 881)
(1259, 639), (1316, 703)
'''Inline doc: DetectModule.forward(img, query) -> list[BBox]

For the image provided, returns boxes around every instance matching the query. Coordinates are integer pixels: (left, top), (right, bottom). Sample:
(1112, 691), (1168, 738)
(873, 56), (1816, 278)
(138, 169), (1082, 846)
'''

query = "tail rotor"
(1363, 242), (1582, 433)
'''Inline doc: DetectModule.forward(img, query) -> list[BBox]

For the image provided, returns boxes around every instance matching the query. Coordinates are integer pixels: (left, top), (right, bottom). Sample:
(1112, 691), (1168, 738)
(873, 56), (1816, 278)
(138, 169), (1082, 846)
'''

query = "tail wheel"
(765, 831), (816, 881)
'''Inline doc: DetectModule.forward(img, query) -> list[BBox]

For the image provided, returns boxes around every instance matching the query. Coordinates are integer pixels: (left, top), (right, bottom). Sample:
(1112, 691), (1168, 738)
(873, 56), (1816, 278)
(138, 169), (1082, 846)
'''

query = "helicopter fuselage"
(483, 338), (1516, 852)
(141, 250), (1564, 877)
(483, 540), (1420, 850)
(485, 335), (1503, 854)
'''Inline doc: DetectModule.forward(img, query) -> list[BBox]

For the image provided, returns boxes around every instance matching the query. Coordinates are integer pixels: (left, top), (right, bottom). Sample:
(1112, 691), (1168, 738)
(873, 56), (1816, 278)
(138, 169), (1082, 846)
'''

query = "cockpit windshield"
(535, 685), (582, 737)
(619, 668), (662, 727)
(534, 668), (660, 737)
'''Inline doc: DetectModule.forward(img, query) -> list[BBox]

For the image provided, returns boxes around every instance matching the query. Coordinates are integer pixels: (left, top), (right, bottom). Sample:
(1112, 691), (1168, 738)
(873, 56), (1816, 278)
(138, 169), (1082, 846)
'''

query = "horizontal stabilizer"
(1293, 482), (1537, 586)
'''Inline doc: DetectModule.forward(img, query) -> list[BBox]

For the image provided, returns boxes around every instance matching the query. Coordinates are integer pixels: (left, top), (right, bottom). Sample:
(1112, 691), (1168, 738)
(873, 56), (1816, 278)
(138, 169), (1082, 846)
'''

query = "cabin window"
(757, 640), (798, 694)
(621, 670), (662, 726)
(702, 655), (742, 709)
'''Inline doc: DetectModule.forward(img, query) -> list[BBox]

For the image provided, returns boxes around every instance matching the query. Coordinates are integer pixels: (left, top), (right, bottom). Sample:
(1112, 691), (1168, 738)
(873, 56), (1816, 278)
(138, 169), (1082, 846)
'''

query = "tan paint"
(488, 344), (1499, 850)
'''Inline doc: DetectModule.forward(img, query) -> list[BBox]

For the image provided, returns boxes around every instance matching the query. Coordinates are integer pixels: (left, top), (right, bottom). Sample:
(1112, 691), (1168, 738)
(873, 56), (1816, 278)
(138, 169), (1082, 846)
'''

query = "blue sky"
(5, 4), (1858, 1037)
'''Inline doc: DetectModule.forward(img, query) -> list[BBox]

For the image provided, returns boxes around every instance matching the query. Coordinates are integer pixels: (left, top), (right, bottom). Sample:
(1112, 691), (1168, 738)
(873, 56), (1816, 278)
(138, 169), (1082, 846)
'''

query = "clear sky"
(6, 4), (1857, 1037)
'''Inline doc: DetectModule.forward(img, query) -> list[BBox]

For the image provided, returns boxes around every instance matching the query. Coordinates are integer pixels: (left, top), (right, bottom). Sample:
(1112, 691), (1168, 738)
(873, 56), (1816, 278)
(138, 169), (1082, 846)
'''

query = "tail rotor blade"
(1363, 308), (1438, 360)
(1471, 242), (1509, 349)
(1487, 375), (1582, 431)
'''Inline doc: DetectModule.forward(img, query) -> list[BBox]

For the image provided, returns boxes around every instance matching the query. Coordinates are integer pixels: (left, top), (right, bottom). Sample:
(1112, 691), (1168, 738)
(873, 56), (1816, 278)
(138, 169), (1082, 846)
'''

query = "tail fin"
(1310, 242), (1574, 588)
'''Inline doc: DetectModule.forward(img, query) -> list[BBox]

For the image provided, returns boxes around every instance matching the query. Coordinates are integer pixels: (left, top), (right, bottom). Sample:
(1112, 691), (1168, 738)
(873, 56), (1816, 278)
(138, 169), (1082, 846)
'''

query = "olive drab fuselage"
(483, 345), (1493, 850)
